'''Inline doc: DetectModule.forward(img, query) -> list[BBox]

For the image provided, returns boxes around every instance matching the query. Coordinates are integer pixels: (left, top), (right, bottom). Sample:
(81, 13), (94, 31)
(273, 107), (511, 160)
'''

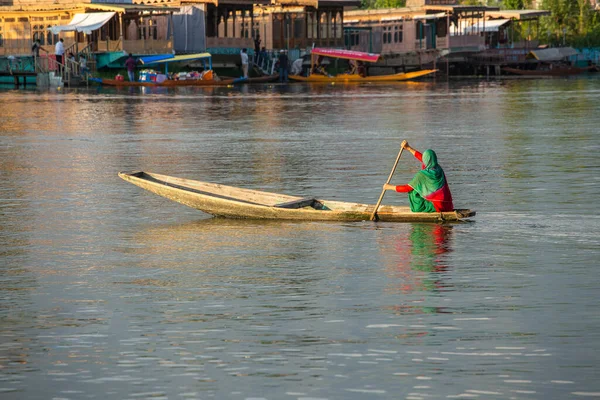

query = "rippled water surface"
(1, 79), (599, 399)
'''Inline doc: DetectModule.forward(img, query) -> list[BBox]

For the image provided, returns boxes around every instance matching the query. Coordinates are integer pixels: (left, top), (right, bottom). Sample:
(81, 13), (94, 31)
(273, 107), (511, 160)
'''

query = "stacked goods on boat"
(139, 69), (217, 83)
(171, 70), (214, 81)
(139, 69), (167, 83)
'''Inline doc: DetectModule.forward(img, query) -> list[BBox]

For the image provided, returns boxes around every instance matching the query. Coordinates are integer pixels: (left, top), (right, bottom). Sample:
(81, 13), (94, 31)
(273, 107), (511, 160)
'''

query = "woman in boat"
(383, 141), (454, 213)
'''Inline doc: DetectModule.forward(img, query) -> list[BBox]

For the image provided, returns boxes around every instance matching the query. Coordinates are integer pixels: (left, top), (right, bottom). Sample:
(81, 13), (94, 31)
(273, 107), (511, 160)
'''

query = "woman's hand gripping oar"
(370, 141), (405, 221)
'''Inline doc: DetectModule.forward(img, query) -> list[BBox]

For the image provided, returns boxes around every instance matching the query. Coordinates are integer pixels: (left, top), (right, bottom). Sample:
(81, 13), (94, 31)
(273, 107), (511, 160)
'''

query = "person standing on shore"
(240, 48), (249, 78)
(278, 50), (289, 83)
(55, 38), (64, 74)
(254, 35), (261, 54)
(31, 39), (43, 58)
(124, 53), (137, 82)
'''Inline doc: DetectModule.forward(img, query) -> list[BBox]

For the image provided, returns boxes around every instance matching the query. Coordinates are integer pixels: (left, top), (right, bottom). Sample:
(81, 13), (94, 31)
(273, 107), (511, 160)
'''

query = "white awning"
(48, 12), (116, 35)
(463, 19), (510, 34)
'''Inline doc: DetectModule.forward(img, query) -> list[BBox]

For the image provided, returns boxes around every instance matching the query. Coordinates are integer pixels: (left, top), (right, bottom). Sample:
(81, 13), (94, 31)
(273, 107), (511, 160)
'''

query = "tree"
(503, 0), (532, 9)
(540, 0), (600, 46)
(504, 0), (525, 9)
(360, 0), (406, 9)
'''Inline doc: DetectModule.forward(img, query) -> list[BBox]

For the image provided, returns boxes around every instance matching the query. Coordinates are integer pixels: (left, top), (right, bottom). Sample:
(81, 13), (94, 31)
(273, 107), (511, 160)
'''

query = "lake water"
(1, 78), (599, 400)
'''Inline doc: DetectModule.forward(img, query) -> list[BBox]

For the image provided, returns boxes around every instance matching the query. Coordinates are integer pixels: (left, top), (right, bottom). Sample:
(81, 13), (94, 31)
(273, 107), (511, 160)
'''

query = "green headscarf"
(409, 150), (446, 197)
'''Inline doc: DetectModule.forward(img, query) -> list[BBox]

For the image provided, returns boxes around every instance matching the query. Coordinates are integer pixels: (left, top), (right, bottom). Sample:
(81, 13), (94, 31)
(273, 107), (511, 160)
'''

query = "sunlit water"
(1, 78), (599, 399)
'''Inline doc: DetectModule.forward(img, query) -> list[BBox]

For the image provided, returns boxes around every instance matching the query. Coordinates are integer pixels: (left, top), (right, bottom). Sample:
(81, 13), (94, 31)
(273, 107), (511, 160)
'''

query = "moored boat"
(91, 52), (236, 87)
(91, 77), (235, 87)
(289, 48), (437, 83)
(502, 65), (597, 77)
(118, 171), (475, 223)
(290, 69), (437, 83)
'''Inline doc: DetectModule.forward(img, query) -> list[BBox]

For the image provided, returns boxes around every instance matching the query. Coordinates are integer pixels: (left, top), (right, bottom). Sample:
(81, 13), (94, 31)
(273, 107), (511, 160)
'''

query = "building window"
(307, 11), (317, 39)
(335, 12), (342, 38)
(46, 25), (58, 45)
(394, 24), (403, 43)
(33, 25), (43, 45)
(320, 12), (328, 39)
(416, 21), (424, 40)
(0, 31), (3, 48)
(436, 19), (447, 37)
(46, 16), (58, 21)
(4, 18), (15, 23)
(382, 26), (392, 44)
(241, 20), (250, 38)
(294, 17), (304, 39)
(347, 31), (359, 47)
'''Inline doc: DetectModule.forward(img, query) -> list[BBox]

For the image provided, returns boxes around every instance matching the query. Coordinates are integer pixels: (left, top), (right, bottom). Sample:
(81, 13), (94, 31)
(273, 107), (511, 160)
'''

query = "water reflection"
(1, 79), (600, 399)
(384, 224), (453, 295)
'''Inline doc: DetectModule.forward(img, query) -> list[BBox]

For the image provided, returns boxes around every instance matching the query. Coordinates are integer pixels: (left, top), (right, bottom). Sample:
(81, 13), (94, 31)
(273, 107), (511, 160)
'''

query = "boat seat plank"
(156, 179), (266, 206)
(274, 197), (316, 209)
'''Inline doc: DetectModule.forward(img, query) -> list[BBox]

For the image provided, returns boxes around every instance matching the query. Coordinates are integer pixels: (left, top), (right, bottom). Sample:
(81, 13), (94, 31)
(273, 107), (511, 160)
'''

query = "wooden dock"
(0, 71), (37, 87)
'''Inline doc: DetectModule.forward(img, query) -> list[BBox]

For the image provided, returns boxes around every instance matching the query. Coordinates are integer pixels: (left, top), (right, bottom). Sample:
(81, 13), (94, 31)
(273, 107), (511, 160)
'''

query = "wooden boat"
(92, 52), (236, 87)
(118, 171), (475, 223)
(289, 48), (436, 83)
(290, 69), (437, 83)
(91, 77), (235, 87)
(231, 74), (280, 84)
(502, 65), (597, 77)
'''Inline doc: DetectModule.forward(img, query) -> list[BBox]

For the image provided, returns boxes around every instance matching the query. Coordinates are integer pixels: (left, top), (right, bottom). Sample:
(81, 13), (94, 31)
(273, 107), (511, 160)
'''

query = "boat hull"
(119, 171), (475, 223)
(289, 69), (436, 83)
(93, 78), (235, 87)
(502, 66), (596, 76)
(230, 74), (279, 84)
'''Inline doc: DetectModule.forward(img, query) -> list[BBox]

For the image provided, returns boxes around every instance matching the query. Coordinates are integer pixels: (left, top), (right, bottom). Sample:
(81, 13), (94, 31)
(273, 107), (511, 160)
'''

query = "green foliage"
(539, 0), (600, 46)
(503, 0), (531, 9)
(360, 0), (406, 8)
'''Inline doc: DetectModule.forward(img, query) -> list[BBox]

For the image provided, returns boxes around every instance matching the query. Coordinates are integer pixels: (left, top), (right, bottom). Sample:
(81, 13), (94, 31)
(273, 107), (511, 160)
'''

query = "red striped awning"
(311, 48), (380, 63)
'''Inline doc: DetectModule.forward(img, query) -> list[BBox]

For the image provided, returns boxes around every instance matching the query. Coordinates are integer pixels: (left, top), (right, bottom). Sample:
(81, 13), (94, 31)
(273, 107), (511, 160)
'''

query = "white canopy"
(48, 12), (116, 35)
(463, 19), (510, 34)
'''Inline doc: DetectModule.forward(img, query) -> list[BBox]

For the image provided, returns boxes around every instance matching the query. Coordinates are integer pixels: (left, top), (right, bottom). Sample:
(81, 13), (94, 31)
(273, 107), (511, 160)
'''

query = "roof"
(275, 0), (360, 6)
(0, 2), (178, 13)
(82, 3), (180, 13)
(140, 53), (212, 65)
(527, 47), (579, 62)
(48, 12), (116, 35)
(486, 9), (551, 20)
(423, 5), (499, 13)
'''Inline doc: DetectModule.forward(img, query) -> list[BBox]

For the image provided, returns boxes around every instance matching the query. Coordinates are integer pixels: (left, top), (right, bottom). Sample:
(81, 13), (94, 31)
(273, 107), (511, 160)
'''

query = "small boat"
(502, 65), (597, 77)
(91, 52), (236, 87)
(118, 171), (475, 223)
(503, 47), (598, 77)
(289, 48), (437, 83)
(91, 77), (235, 87)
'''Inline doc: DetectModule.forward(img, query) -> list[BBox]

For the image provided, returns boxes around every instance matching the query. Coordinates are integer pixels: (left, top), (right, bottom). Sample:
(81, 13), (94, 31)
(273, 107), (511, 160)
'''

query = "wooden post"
(119, 12), (123, 51)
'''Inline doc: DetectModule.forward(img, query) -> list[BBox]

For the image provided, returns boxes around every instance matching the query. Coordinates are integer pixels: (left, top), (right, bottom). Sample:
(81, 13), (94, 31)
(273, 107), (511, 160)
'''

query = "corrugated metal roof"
(527, 47), (579, 62)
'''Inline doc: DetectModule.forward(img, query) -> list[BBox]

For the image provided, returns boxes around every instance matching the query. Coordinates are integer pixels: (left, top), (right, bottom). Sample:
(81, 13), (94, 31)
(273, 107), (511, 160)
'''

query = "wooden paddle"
(370, 145), (404, 221)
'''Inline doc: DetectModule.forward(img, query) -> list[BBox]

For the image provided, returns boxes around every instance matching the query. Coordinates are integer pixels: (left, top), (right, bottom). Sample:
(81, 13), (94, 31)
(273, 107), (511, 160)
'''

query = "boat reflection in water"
(382, 224), (454, 313)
